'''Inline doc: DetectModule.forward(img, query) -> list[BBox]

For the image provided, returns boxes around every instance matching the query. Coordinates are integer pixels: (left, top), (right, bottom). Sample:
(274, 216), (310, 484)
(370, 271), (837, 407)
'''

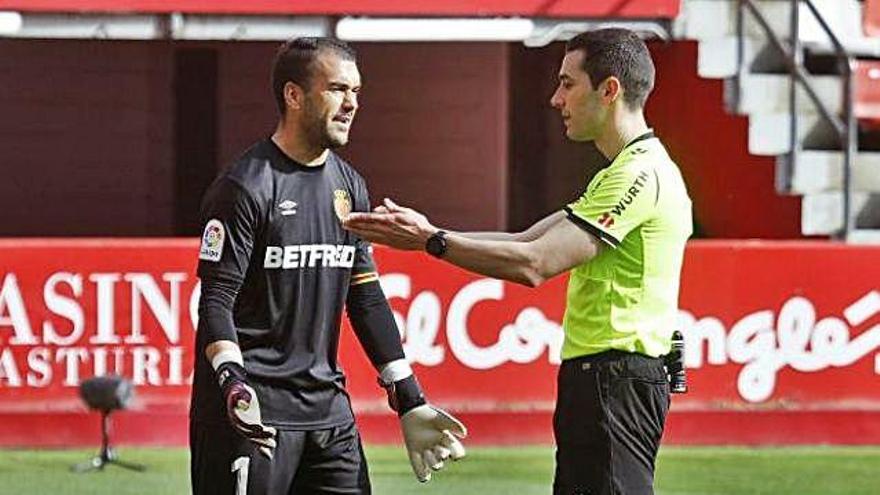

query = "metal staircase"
(676, 0), (880, 241)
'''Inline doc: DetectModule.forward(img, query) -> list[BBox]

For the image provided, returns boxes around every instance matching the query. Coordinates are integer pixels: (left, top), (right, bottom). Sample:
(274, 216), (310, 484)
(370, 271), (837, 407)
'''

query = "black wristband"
(216, 361), (247, 395)
(386, 375), (427, 416)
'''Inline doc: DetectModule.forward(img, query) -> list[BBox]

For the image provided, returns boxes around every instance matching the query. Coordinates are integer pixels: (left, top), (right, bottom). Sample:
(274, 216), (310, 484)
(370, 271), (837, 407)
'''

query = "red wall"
(216, 43), (275, 169)
(0, 40), (511, 234)
(345, 42), (511, 230)
(0, 39), (806, 238)
(0, 40), (175, 236)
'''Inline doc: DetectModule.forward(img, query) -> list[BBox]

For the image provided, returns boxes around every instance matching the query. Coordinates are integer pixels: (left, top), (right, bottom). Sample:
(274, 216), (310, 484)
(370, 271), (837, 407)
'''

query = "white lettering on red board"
(381, 275), (880, 403)
(381, 276), (563, 370)
(0, 271), (195, 388)
(678, 290), (880, 403)
(1, 268), (879, 404)
(0, 272), (190, 347)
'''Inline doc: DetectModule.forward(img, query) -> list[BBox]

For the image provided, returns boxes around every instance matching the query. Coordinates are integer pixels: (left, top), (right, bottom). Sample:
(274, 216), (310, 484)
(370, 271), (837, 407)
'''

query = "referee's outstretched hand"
(343, 198), (435, 251)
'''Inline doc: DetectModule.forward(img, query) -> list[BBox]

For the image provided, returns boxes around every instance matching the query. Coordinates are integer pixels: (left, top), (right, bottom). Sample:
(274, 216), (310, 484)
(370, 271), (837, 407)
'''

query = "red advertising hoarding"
(0, 0), (681, 18)
(0, 239), (878, 446)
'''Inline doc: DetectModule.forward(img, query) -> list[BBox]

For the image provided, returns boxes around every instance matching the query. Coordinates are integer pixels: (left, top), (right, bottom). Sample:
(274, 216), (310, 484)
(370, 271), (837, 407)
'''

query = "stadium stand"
(677, 0), (880, 240)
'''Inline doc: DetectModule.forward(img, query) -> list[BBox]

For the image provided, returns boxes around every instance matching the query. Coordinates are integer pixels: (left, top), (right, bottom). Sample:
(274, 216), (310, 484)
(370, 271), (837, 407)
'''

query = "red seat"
(854, 60), (880, 129)
(865, 0), (880, 37)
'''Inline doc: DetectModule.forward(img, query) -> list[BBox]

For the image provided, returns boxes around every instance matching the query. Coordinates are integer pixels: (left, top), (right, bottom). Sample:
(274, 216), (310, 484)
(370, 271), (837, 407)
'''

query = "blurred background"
(0, 0), (879, 493)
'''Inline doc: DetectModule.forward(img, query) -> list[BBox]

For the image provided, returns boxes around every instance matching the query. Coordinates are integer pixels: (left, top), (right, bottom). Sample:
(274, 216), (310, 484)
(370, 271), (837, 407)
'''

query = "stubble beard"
(302, 100), (348, 150)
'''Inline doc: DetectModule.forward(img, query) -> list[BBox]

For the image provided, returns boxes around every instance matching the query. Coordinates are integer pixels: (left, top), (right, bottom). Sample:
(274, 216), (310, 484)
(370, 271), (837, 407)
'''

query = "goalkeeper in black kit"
(189, 37), (467, 495)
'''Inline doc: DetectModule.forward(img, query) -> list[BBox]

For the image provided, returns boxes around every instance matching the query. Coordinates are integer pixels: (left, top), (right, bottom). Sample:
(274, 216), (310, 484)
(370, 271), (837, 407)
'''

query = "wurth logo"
(609, 170), (651, 216)
(598, 213), (614, 228)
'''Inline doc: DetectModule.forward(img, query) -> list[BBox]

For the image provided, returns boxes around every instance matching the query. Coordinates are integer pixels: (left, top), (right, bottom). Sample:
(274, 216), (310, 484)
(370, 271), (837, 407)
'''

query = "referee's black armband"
(346, 280), (405, 368)
(198, 276), (242, 345)
(563, 206), (621, 248)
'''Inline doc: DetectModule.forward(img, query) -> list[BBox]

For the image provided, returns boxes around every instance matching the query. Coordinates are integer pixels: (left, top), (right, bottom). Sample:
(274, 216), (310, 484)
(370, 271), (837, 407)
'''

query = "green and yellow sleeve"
(564, 165), (657, 247)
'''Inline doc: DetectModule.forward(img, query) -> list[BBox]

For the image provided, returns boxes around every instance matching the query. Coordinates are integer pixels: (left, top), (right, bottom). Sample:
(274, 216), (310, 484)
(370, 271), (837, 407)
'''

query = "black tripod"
(72, 410), (146, 473)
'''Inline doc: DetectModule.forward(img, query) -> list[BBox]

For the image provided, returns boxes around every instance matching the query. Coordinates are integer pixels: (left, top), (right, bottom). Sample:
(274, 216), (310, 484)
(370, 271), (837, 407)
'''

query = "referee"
(345, 28), (693, 494)
(190, 38), (466, 495)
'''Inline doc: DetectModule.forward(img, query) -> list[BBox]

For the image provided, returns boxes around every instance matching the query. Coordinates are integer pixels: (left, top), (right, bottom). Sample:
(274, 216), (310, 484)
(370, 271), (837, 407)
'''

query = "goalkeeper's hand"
(216, 361), (277, 459)
(400, 404), (467, 482)
(379, 360), (468, 482)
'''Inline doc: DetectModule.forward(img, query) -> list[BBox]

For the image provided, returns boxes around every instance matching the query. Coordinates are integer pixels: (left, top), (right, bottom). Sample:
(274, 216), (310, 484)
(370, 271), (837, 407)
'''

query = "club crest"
(333, 189), (351, 221)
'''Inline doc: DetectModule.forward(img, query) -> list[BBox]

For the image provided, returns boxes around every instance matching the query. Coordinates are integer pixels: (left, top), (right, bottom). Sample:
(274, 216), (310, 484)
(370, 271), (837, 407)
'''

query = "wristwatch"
(425, 230), (448, 258)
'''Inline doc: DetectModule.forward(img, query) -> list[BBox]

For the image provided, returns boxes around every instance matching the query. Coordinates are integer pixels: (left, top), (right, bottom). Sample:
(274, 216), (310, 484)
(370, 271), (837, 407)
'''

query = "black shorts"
(190, 419), (371, 495)
(553, 350), (670, 495)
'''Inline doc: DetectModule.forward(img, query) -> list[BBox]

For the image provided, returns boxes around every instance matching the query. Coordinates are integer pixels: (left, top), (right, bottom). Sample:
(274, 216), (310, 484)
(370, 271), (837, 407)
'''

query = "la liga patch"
(199, 219), (225, 262)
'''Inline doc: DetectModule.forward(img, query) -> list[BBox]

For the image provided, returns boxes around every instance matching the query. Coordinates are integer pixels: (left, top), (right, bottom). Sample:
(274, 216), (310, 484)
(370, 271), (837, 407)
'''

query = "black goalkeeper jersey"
(190, 138), (377, 429)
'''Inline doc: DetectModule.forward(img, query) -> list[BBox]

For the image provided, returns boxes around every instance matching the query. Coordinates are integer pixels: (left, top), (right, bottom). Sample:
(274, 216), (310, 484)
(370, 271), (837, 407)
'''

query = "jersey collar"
(266, 138), (329, 172)
(608, 129), (656, 166)
(625, 130), (655, 148)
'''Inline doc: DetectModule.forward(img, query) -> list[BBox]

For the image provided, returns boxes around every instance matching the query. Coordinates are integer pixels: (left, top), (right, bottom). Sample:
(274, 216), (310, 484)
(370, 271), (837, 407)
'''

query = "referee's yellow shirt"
(562, 132), (692, 359)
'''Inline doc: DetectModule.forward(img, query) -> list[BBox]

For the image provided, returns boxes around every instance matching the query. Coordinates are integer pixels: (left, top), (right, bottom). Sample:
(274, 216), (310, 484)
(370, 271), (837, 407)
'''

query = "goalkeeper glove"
(400, 404), (467, 482)
(379, 360), (468, 482)
(215, 359), (277, 459)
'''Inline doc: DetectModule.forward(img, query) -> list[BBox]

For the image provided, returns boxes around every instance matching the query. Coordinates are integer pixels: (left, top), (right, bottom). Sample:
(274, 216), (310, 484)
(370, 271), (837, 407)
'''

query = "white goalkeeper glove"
(400, 404), (467, 482)
(379, 359), (468, 482)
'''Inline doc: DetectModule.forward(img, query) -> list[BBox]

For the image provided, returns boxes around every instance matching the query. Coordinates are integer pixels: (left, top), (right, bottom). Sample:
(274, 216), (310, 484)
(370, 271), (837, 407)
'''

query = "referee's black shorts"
(553, 350), (670, 495)
(190, 419), (371, 495)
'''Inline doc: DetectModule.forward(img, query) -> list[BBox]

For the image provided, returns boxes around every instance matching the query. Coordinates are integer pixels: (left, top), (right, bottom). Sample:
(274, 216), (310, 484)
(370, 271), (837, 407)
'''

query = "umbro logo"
(278, 200), (298, 216)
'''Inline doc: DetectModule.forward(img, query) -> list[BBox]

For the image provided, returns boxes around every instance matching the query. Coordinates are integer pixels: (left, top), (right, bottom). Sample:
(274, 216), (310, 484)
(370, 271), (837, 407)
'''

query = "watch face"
(426, 232), (446, 257)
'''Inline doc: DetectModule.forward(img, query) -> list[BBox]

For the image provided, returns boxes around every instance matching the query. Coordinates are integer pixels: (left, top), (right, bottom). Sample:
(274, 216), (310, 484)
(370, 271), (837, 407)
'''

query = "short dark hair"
(271, 37), (357, 114)
(565, 28), (655, 109)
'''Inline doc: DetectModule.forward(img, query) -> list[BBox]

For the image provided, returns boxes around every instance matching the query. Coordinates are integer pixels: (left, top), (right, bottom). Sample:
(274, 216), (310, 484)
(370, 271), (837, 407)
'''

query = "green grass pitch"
(1, 445), (878, 494)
